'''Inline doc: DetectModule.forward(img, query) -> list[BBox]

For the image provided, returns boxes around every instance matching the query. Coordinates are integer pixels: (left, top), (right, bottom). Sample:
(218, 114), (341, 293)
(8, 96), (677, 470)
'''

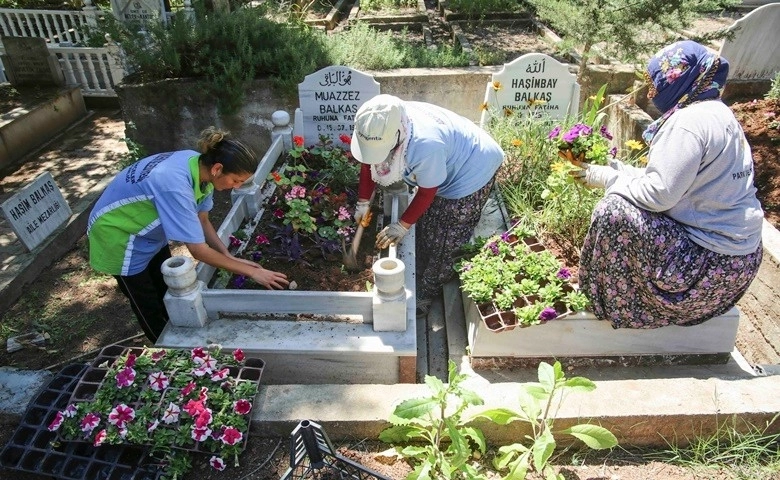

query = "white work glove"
(375, 222), (409, 249)
(354, 199), (370, 223)
(570, 162), (618, 189)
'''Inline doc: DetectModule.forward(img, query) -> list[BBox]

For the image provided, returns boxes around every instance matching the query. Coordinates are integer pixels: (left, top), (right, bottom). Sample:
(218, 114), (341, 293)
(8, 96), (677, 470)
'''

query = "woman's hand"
(248, 265), (289, 290)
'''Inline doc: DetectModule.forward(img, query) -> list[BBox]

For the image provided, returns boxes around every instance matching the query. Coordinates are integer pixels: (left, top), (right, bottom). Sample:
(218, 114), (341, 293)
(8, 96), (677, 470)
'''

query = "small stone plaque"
(1, 172), (72, 251)
(0, 36), (65, 87)
(111, 0), (165, 23)
(480, 53), (579, 125)
(297, 66), (380, 146)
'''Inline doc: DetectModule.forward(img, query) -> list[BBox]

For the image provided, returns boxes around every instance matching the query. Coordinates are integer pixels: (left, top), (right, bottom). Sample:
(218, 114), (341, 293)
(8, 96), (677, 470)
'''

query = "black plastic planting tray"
(0, 363), (165, 480)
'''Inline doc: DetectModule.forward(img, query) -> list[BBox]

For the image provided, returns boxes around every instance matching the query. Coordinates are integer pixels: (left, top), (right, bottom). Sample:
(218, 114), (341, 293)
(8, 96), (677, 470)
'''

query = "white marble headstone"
(480, 53), (579, 126)
(719, 3), (780, 81)
(296, 66), (380, 147)
(111, 0), (166, 24)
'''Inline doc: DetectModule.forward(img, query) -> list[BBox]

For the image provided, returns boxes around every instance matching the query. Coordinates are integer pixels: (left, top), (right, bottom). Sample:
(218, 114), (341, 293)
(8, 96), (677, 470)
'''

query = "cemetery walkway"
(0, 108), (128, 314)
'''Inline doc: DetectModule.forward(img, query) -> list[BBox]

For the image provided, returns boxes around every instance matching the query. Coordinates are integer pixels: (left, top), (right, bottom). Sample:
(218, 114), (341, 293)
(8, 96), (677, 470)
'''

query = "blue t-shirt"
(87, 150), (213, 276)
(403, 102), (504, 199)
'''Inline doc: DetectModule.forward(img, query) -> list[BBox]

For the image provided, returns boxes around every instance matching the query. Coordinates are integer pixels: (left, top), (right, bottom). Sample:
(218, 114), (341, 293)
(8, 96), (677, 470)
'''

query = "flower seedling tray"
(64, 344), (265, 455)
(0, 363), (165, 480)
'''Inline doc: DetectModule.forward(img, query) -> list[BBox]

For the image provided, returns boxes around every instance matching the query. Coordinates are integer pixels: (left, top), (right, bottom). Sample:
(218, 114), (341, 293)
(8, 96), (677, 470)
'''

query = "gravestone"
(480, 53), (579, 126)
(111, 0), (166, 24)
(0, 37), (65, 87)
(719, 3), (780, 81)
(0, 172), (72, 251)
(295, 66), (380, 147)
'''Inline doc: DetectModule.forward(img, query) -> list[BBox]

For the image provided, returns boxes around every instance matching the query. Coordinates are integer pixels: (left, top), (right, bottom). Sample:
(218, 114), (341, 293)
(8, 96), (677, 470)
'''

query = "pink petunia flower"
(234, 399), (252, 415)
(193, 354), (217, 372)
(62, 404), (77, 418)
(191, 347), (207, 360)
(162, 402), (180, 424)
(93, 429), (107, 447)
(148, 371), (170, 392)
(181, 381), (197, 397)
(151, 350), (167, 362)
(184, 399), (206, 417)
(198, 387), (209, 401)
(233, 348), (245, 362)
(191, 426), (212, 442)
(115, 366), (136, 388)
(47, 411), (64, 431)
(210, 368), (230, 382)
(221, 426), (243, 446)
(209, 456), (226, 471)
(80, 413), (101, 434)
(108, 404), (135, 428)
(194, 408), (213, 428)
(124, 353), (137, 368)
(147, 419), (160, 433)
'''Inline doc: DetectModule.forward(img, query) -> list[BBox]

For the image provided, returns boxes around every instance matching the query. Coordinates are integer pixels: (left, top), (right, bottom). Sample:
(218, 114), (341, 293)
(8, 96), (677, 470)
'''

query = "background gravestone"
(0, 37), (65, 87)
(480, 53), (579, 126)
(0, 172), (73, 252)
(719, 3), (780, 82)
(111, 0), (166, 23)
(295, 66), (380, 147)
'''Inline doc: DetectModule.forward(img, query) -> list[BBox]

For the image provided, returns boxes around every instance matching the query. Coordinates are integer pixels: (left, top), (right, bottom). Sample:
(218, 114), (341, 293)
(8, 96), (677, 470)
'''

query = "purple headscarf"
(642, 40), (729, 143)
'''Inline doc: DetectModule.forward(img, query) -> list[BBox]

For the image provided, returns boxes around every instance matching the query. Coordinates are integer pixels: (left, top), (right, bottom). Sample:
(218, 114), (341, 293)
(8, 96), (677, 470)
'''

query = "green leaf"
(562, 376), (596, 391)
(400, 445), (431, 458)
(474, 407), (523, 425)
(393, 397), (438, 420)
(562, 424), (618, 449)
(423, 375), (446, 396)
(462, 426), (487, 454)
(379, 424), (424, 443)
(537, 362), (555, 389)
(532, 427), (556, 472)
(407, 462), (433, 480)
(456, 387), (485, 406)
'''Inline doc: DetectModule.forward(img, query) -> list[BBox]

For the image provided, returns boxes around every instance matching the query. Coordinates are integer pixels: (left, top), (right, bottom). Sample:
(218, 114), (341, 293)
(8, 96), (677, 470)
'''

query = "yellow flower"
(550, 161), (567, 173)
(639, 155), (648, 165)
(511, 139), (523, 147)
(480, 102), (488, 111)
(625, 139), (644, 150)
(503, 107), (513, 117)
(492, 81), (502, 91)
(527, 99), (547, 106)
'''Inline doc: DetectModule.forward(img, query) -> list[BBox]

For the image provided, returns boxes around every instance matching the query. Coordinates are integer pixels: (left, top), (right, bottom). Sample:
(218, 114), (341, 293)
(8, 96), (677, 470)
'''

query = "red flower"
(184, 399), (206, 417)
(181, 381), (197, 397)
(80, 413), (100, 433)
(293, 136), (304, 147)
(221, 426), (243, 446)
(93, 429), (107, 447)
(108, 404), (135, 428)
(191, 347), (207, 360)
(115, 366), (136, 388)
(271, 171), (282, 182)
(273, 208), (285, 219)
(233, 348), (245, 362)
(339, 134), (351, 145)
(47, 411), (64, 431)
(233, 399), (252, 415)
(194, 408), (213, 428)
(209, 456), (226, 471)
(191, 426), (212, 442)
(124, 353), (137, 368)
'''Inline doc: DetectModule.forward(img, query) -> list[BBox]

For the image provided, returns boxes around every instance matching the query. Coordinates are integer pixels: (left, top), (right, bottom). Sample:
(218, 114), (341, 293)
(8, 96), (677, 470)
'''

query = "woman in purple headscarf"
(571, 40), (764, 328)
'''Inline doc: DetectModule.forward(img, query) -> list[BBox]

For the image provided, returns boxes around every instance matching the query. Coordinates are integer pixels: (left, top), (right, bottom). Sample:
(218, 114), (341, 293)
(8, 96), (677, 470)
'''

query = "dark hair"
(196, 126), (257, 175)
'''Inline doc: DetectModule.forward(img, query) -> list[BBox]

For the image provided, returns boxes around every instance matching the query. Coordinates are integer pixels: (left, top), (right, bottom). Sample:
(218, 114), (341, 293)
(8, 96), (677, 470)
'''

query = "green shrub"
(765, 71), (780, 101)
(445, 0), (522, 16)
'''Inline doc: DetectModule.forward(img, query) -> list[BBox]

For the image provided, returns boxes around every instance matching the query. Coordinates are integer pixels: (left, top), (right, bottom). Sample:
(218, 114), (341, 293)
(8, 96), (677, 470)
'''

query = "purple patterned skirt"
(579, 195), (763, 329)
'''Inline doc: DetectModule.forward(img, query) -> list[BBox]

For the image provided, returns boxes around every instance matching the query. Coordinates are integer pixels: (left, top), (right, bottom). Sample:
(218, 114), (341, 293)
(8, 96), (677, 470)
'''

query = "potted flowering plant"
(547, 84), (615, 165)
(47, 345), (262, 479)
(456, 225), (589, 332)
(223, 134), (363, 289)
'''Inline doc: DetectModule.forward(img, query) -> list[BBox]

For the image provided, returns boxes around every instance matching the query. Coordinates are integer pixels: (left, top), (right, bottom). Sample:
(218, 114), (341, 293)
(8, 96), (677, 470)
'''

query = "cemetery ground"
(0, 92), (778, 479)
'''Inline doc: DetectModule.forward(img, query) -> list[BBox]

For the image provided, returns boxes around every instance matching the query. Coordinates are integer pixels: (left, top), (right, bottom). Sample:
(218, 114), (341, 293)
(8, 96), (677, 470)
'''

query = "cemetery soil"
(0, 99), (779, 480)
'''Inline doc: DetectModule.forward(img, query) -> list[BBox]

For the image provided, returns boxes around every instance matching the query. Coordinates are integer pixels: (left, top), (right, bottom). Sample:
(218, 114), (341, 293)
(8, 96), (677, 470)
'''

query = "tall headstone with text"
(111, 0), (166, 24)
(719, 3), (780, 81)
(0, 37), (65, 87)
(296, 66), (380, 147)
(0, 172), (73, 251)
(480, 53), (579, 126)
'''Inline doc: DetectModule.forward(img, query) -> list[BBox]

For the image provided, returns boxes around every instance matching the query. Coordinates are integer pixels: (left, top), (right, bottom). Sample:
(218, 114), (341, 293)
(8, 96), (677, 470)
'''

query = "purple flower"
(609, 146), (618, 158)
(540, 307), (558, 321)
(600, 125), (613, 140)
(556, 268), (571, 280)
(233, 275), (247, 288)
(461, 263), (472, 272)
(547, 126), (561, 139)
(562, 124), (590, 143)
(500, 231), (511, 242)
(487, 242), (499, 255)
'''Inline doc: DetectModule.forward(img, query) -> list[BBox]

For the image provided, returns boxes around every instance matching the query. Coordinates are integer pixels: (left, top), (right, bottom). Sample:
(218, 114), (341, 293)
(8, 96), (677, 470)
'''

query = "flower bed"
(218, 134), (377, 292)
(457, 225), (589, 332)
(47, 345), (264, 477)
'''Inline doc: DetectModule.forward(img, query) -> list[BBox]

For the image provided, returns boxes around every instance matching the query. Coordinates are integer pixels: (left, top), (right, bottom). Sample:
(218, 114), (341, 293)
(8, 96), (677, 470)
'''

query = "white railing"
(0, 1), (102, 45)
(50, 43), (126, 97)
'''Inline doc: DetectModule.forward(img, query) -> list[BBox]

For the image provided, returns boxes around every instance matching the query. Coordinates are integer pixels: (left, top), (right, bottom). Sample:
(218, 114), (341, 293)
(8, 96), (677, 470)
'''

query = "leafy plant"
(475, 361), (618, 480)
(765, 71), (780, 101)
(379, 360), (489, 480)
(445, 0), (523, 17)
(48, 346), (259, 478)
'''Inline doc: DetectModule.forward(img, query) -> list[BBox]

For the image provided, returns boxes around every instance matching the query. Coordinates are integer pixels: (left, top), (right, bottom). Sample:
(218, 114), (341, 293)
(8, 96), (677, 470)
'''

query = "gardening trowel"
(343, 191), (376, 272)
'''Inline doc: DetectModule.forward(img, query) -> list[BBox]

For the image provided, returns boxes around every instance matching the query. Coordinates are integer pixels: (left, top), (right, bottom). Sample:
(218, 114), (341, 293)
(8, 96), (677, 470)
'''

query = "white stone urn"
(372, 257), (405, 298)
(161, 256), (198, 295)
